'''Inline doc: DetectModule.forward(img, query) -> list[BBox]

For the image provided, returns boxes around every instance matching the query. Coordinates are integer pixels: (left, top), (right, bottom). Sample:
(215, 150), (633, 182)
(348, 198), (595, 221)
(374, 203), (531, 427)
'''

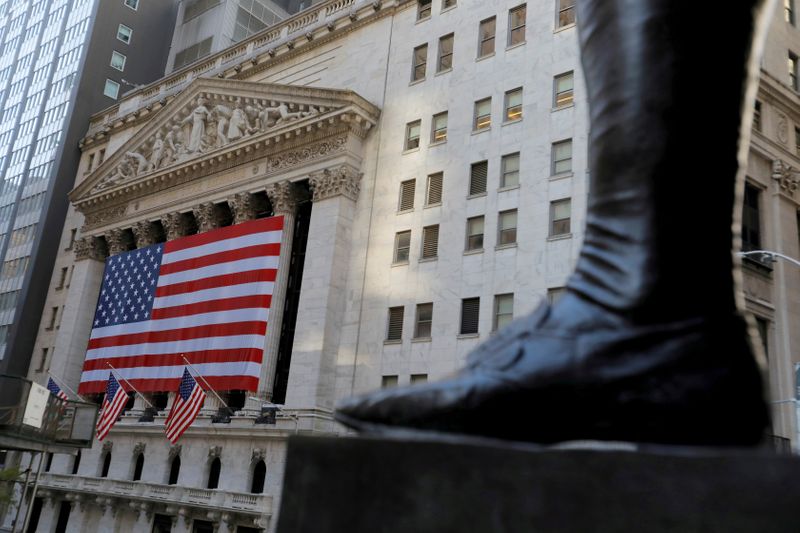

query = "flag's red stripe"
(81, 349), (264, 372)
(167, 389), (205, 441)
(87, 321), (266, 349)
(164, 217), (284, 254)
(151, 295), (272, 320)
(154, 269), (277, 297)
(79, 376), (259, 395)
(159, 244), (280, 276)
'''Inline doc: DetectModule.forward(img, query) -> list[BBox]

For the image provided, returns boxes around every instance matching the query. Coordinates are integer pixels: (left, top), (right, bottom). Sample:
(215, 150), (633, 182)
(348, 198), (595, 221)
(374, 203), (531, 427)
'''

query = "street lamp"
(738, 250), (800, 268)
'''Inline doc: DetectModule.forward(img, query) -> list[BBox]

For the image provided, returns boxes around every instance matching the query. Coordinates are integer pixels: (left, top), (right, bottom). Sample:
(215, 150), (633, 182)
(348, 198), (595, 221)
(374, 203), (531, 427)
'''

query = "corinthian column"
(163, 212), (192, 241)
(132, 221), (157, 248)
(193, 202), (221, 233)
(105, 228), (127, 256)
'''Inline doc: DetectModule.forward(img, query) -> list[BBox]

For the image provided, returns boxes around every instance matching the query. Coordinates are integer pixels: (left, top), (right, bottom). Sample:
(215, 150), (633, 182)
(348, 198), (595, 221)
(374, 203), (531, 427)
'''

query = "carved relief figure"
(164, 124), (186, 163)
(227, 102), (251, 141)
(126, 151), (148, 176)
(183, 97), (212, 153)
(213, 105), (232, 148)
(148, 133), (164, 171)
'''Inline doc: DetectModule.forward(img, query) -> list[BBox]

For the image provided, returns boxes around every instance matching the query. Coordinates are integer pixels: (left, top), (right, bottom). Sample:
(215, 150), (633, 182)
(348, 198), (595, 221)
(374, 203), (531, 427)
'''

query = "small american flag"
(78, 217), (282, 395)
(165, 368), (206, 443)
(96, 373), (129, 441)
(46, 378), (68, 401)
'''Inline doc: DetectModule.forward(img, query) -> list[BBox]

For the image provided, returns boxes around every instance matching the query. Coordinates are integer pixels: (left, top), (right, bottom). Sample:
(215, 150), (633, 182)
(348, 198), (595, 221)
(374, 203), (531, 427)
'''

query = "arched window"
(207, 457), (221, 489)
(71, 450), (81, 475)
(168, 455), (180, 485)
(132, 453), (144, 481)
(100, 452), (111, 478)
(250, 460), (266, 494)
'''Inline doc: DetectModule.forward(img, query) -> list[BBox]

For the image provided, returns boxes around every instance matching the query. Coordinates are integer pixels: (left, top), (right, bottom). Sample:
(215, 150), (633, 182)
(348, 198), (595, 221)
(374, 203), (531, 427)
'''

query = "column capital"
(163, 212), (191, 241)
(105, 228), (127, 256)
(132, 221), (157, 248)
(193, 202), (221, 233)
(228, 192), (256, 224)
(74, 237), (107, 262)
(309, 165), (362, 202)
(265, 181), (300, 215)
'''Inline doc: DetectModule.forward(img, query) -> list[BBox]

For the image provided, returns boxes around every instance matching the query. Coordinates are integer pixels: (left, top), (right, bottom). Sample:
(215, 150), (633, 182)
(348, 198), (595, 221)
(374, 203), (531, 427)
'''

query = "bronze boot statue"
(335, 0), (772, 445)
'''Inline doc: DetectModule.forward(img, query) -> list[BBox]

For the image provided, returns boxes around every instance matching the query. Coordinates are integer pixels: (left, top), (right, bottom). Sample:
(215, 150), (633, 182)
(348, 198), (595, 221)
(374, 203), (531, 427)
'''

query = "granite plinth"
(276, 435), (800, 533)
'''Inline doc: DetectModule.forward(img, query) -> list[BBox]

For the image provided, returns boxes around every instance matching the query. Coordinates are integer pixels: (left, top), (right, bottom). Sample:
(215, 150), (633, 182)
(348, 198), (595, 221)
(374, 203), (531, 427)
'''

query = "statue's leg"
(335, 0), (772, 445)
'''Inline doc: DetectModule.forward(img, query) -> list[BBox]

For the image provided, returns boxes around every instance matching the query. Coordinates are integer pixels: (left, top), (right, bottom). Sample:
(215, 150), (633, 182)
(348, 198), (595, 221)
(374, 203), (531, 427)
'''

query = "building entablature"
(70, 78), (379, 240)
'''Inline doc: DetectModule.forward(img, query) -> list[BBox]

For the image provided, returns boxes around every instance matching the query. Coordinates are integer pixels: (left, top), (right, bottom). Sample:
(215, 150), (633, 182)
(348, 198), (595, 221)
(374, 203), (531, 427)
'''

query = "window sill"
(476, 52), (495, 62)
(457, 333), (480, 339)
(554, 23), (576, 34)
(506, 41), (527, 52)
(463, 248), (484, 256)
(429, 139), (447, 147)
(411, 337), (432, 343)
(547, 233), (572, 242)
(397, 208), (414, 215)
(424, 202), (442, 209)
(391, 261), (409, 267)
(441, 4), (457, 14)
(415, 15), (431, 24)
(419, 257), (438, 263)
(471, 127), (491, 136)
(435, 68), (452, 77)
(548, 171), (574, 182)
(502, 118), (522, 127)
(495, 242), (518, 250)
(384, 339), (402, 346)
(552, 103), (575, 112)
(402, 147), (421, 155)
(498, 184), (520, 193)
(467, 191), (487, 199)
(409, 78), (425, 87)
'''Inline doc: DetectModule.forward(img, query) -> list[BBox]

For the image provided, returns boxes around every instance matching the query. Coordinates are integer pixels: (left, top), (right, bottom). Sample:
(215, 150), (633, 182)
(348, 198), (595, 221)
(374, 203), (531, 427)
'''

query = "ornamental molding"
(72, 78), (379, 213)
(772, 159), (800, 195)
(74, 236), (108, 262)
(251, 448), (266, 462)
(309, 164), (362, 202)
(208, 445), (222, 459)
(133, 441), (146, 456)
(102, 441), (113, 453)
(168, 445), (182, 460)
(83, 204), (128, 231)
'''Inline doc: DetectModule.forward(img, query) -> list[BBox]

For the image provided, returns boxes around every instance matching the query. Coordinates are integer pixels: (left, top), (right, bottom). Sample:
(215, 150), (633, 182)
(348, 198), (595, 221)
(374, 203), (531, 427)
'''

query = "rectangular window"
(754, 101), (762, 132)
(789, 52), (798, 90)
(796, 126), (800, 155)
(465, 216), (484, 251)
(557, 0), (576, 28)
(474, 98), (492, 131)
(117, 24), (132, 44)
(399, 179), (416, 211)
(103, 79), (120, 99)
(551, 139), (573, 174)
(426, 173), (443, 205)
(87, 153), (95, 173)
(99, 149), (106, 164)
(504, 88), (523, 122)
(415, 303), (433, 338)
(411, 374), (428, 384)
(470, 161), (488, 196)
(547, 287), (566, 304)
(554, 71), (574, 107)
(787, 0), (796, 25)
(184, 0), (221, 22)
(550, 199), (571, 236)
(386, 306), (404, 341)
(405, 120), (421, 150)
(431, 112), (448, 143)
(417, 0), (432, 20)
(460, 297), (480, 335)
(438, 34), (454, 72)
(173, 37), (213, 69)
(110, 51), (126, 71)
(498, 209), (518, 245)
(508, 4), (527, 47)
(36, 348), (48, 372)
(57, 267), (68, 290)
(47, 306), (58, 330)
(501, 153), (520, 188)
(394, 231), (411, 263)
(755, 317), (770, 359)
(494, 294), (514, 331)
(742, 183), (761, 251)
(382, 375), (399, 388)
(125, 0), (139, 9)
(412, 44), (428, 81)
(421, 225), (439, 259)
(478, 17), (496, 58)
(67, 228), (77, 250)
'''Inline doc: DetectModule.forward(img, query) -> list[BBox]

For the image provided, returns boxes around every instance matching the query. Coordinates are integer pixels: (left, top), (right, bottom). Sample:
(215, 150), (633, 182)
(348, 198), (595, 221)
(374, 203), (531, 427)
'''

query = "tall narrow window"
(417, 0), (432, 20)
(405, 120), (421, 150)
(478, 17), (496, 58)
(789, 52), (798, 90)
(168, 455), (181, 485)
(412, 44), (428, 82)
(398, 179), (416, 211)
(207, 458), (221, 489)
(426, 173), (443, 205)
(474, 98), (492, 131)
(508, 4), (527, 46)
(421, 225), (439, 259)
(465, 216), (484, 251)
(504, 88), (523, 122)
(103, 79), (120, 100)
(72, 450), (81, 475)
(469, 161), (488, 196)
(501, 153), (520, 188)
(132, 453), (144, 481)
(550, 199), (572, 236)
(414, 303), (433, 338)
(460, 297), (480, 335)
(755, 317), (770, 359)
(742, 183), (761, 252)
(110, 51), (126, 71)
(251, 460), (266, 494)
(795, 126), (800, 154)
(754, 101), (762, 132)
(394, 231), (411, 263)
(557, 0), (576, 28)
(551, 139), (573, 174)
(438, 34), (454, 72)
(57, 267), (68, 289)
(494, 294), (514, 331)
(498, 210), (518, 245)
(386, 307), (404, 341)
(787, 0), (796, 25)
(431, 112), (448, 143)
(100, 452), (111, 478)
(554, 71), (574, 107)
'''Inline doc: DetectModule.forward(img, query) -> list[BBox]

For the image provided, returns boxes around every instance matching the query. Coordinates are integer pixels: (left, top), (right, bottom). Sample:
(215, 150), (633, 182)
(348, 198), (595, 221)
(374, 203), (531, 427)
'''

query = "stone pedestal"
(277, 435), (800, 533)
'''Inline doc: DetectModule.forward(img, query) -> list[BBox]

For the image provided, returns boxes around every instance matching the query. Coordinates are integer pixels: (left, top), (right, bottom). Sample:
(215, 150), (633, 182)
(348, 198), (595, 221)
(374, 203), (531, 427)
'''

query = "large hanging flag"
(46, 378), (68, 401)
(96, 373), (129, 441)
(77, 216), (283, 395)
(165, 368), (206, 443)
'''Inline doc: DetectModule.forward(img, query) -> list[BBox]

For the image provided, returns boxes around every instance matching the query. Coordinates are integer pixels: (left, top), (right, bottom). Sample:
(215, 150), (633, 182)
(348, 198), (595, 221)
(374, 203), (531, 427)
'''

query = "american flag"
(78, 217), (283, 395)
(46, 378), (68, 401)
(165, 368), (206, 443)
(96, 373), (129, 441)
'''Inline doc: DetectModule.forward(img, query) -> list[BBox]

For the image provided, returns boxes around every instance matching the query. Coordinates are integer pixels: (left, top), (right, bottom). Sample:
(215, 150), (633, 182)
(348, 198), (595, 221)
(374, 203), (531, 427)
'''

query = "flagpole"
(105, 363), (156, 409)
(180, 355), (231, 410)
(47, 372), (86, 402)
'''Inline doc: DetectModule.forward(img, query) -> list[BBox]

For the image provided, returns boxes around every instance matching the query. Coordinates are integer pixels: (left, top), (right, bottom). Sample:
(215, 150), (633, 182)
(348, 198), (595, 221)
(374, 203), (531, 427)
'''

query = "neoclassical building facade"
(8, 0), (800, 531)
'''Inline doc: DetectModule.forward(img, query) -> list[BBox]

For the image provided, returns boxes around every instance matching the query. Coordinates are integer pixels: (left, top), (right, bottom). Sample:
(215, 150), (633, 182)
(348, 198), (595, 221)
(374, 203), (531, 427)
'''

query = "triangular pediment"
(71, 78), (379, 207)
